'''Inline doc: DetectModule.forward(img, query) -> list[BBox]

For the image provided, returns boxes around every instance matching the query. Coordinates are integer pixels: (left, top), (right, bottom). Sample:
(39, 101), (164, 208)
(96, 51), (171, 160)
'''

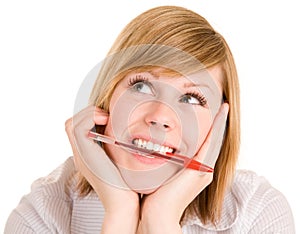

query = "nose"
(144, 102), (176, 131)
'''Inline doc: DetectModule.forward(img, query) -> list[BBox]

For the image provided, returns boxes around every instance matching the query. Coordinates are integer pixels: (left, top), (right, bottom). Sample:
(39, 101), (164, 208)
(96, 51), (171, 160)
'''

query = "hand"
(138, 103), (229, 234)
(65, 106), (139, 233)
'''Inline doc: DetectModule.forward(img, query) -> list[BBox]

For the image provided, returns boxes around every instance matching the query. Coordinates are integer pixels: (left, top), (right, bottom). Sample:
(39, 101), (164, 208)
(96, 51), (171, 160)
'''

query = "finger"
(149, 105), (229, 206)
(93, 108), (109, 125)
(194, 103), (229, 167)
(71, 106), (108, 135)
(74, 137), (130, 190)
(73, 126), (130, 190)
(68, 109), (130, 190)
(65, 106), (105, 162)
(72, 106), (105, 126)
(69, 106), (94, 133)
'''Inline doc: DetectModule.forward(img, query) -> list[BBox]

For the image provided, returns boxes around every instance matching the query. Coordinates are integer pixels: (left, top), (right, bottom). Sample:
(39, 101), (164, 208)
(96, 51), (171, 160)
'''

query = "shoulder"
(231, 170), (295, 233)
(5, 157), (76, 233)
(30, 156), (76, 199)
(232, 170), (289, 207)
(184, 170), (295, 233)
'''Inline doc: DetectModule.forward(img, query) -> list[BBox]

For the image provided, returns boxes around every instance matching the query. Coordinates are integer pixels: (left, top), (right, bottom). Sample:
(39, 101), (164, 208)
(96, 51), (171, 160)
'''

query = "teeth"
(159, 146), (166, 154)
(132, 138), (174, 155)
(153, 144), (160, 151)
(146, 141), (153, 150)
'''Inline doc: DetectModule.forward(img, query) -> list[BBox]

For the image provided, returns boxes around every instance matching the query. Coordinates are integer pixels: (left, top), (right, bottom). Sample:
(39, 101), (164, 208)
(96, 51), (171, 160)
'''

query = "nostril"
(150, 121), (157, 125)
(148, 120), (170, 128)
(147, 119), (173, 130)
(149, 121), (169, 128)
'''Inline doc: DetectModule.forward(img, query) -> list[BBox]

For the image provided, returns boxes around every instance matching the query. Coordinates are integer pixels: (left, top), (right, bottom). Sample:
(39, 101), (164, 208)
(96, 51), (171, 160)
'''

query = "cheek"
(184, 109), (212, 155)
(107, 87), (156, 140)
(104, 87), (128, 138)
(197, 113), (212, 144)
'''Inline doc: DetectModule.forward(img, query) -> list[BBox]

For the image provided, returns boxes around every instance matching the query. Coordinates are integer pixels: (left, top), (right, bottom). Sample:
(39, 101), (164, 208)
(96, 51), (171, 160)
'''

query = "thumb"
(194, 103), (229, 168)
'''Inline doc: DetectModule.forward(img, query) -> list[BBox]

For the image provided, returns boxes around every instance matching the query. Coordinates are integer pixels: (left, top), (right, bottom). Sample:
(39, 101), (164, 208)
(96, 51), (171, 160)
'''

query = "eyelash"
(127, 75), (149, 87)
(184, 92), (208, 106)
(127, 75), (208, 107)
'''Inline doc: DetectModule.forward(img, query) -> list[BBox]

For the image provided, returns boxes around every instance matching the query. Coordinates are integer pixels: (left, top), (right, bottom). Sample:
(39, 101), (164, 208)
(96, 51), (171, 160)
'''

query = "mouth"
(132, 138), (176, 159)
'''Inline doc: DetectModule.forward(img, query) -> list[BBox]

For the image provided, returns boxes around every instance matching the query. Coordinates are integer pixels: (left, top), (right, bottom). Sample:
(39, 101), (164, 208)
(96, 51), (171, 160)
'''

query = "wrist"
(142, 201), (182, 226)
(101, 206), (139, 234)
(139, 211), (182, 234)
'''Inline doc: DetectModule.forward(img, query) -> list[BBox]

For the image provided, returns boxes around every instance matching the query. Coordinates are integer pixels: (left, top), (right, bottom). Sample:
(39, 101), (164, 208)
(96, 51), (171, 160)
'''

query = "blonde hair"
(77, 5), (240, 225)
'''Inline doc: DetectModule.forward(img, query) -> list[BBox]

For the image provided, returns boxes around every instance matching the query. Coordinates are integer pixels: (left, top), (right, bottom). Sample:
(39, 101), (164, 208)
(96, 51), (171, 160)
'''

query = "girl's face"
(103, 66), (223, 192)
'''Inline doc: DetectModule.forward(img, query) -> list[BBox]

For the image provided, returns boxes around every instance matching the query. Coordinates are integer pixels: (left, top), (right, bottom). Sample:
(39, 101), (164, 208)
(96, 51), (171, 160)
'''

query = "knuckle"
(65, 118), (74, 133)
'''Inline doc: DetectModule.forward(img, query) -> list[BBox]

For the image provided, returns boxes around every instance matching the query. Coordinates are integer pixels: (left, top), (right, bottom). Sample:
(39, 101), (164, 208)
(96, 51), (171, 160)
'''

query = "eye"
(128, 75), (153, 95)
(132, 82), (152, 94)
(179, 92), (208, 107)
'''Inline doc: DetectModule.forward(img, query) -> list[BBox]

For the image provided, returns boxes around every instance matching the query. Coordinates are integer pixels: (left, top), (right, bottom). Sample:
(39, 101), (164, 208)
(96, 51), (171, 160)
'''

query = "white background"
(0, 0), (299, 231)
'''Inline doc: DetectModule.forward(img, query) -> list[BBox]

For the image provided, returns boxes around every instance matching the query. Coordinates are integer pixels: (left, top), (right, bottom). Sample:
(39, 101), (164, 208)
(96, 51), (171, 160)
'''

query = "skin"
(65, 65), (229, 233)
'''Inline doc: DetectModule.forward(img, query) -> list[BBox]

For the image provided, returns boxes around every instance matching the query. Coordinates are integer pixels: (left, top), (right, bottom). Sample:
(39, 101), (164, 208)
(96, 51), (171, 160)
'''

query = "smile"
(132, 138), (176, 155)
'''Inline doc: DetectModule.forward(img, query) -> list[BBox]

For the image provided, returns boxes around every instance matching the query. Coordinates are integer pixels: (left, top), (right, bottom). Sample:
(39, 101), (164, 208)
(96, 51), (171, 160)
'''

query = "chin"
(118, 163), (181, 195)
(133, 187), (159, 195)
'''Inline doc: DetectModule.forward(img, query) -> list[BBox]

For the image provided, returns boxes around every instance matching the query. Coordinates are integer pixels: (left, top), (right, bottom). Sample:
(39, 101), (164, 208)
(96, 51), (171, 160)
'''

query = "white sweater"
(5, 157), (295, 233)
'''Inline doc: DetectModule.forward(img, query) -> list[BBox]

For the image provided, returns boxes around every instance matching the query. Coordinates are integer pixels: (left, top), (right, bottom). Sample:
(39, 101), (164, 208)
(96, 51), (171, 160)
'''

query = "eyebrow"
(183, 82), (213, 91)
(146, 70), (160, 79)
(183, 82), (200, 88)
(145, 70), (180, 79)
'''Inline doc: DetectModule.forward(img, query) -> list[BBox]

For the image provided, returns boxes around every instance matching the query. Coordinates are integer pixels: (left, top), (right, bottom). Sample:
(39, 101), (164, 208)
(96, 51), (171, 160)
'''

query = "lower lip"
(132, 152), (166, 165)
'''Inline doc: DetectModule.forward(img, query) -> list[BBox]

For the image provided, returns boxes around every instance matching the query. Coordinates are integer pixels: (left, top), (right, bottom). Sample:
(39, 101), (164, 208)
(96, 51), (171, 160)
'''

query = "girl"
(5, 6), (295, 233)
